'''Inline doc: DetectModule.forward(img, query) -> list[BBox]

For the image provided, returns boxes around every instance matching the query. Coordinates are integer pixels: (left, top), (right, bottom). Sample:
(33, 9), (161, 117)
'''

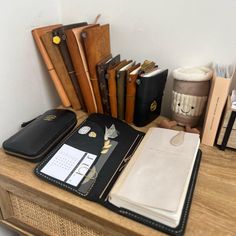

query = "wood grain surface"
(0, 111), (235, 236)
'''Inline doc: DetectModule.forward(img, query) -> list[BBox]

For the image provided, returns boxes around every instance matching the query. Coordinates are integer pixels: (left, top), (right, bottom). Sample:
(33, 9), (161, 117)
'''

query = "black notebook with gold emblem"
(134, 69), (168, 127)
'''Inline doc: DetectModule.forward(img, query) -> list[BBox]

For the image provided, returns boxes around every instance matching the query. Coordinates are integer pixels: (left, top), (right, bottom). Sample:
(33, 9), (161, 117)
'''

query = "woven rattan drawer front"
(9, 193), (107, 236)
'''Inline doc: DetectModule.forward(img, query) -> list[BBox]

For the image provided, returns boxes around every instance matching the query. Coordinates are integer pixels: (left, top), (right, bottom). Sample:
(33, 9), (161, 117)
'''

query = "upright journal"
(134, 69), (168, 126)
(82, 24), (111, 113)
(96, 54), (121, 115)
(41, 32), (81, 110)
(65, 24), (98, 114)
(52, 23), (88, 110)
(31, 25), (71, 108)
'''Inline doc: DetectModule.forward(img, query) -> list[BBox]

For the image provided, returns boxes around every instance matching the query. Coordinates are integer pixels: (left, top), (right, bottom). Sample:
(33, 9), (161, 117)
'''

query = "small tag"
(78, 126), (91, 135)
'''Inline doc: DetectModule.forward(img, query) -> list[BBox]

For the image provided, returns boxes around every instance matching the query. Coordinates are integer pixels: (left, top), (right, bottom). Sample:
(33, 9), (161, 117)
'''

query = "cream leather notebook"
(109, 127), (200, 228)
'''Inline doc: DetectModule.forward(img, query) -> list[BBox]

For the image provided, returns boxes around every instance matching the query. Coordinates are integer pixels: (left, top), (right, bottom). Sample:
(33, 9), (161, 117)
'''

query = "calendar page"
(41, 144), (97, 187)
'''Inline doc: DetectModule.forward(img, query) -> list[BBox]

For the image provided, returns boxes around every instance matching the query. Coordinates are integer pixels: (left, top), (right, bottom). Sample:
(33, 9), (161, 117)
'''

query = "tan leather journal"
(125, 64), (141, 123)
(65, 25), (98, 113)
(117, 61), (134, 120)
(32, 25), (71, 107)
(41, 32), (81, 110)
(82, 24), (111, 113)
(107, 60), (129, 118)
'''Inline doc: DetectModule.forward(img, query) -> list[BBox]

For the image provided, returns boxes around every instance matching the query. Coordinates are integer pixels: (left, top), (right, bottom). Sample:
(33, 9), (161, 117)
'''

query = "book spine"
(41, 32), (81, 110)
(117, 71), (126, 120)
(54, 33), (86, 110)
(32, 27), (71, 107)
(97, 64), (111, 115)
(201, 75), (231, 146)
(107, 69), (118, 118)
(82, 25), (111, 114)
(65, 29), (98, 114)
(125, 74), (138, 123)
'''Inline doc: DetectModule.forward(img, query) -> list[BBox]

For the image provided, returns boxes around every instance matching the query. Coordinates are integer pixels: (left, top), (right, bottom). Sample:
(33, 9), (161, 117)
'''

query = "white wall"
(60, 0), (236, 115)
(1, 0), (236, 145)
(0, 1), (61, 235)
(0, 0), (61, 144)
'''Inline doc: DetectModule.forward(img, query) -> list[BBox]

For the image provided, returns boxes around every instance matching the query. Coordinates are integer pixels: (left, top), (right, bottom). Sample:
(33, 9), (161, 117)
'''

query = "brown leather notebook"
(96, 54), (121, 115)
(82, 24), (111, 113)
(32, 25), (71, 107)
(96, 55), (112, 114)
(41, 32), (81, 110)
(107, 60), (129, 118)
(65, 25), (98, 114)
(117, 61), (134, 120)
(52, 23), (87, 110)
(125, 64), (141, 123)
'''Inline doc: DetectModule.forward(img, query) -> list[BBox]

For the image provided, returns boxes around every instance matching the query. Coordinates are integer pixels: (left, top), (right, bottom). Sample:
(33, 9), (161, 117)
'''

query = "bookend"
(35, 113), (202, 236)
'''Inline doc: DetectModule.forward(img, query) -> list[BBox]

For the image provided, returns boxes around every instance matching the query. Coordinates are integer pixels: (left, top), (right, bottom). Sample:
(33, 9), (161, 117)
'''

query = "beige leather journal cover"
(109, 128), (200, 228)
(32, 25), (71, 107)
(82, 24), (111, 113)
(41, 32), (81, 110)
(65, 25), (98, 113)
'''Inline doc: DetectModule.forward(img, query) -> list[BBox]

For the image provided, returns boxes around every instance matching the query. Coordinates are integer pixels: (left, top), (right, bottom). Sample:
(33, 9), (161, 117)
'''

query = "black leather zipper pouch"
(2, 109), (77, 162)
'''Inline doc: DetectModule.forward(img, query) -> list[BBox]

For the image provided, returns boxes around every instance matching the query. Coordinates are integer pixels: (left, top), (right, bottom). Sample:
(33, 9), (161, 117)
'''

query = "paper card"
(41, 144), (97, 187)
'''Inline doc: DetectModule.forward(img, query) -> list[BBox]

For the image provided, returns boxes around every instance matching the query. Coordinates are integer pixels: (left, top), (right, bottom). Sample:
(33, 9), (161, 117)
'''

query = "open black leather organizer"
(35, 113), (202, 236)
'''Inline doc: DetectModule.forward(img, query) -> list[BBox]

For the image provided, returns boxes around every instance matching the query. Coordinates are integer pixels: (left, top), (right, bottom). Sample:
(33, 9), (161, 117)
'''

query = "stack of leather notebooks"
(32, 22), (168, 127)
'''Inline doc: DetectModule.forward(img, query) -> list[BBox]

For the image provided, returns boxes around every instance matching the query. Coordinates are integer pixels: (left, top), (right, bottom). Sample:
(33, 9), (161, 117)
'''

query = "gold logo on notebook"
(44, 115), (57, 121)
(88, 132), (97, 138)
(150, 100), (157, 112)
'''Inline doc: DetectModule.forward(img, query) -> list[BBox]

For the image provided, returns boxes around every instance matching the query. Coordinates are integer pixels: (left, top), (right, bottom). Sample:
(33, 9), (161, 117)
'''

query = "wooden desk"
(0, 112), (235, 236)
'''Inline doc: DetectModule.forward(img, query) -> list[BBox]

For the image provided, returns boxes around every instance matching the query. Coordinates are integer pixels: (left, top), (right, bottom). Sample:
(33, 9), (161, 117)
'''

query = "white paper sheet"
(41, 144), (97, 186)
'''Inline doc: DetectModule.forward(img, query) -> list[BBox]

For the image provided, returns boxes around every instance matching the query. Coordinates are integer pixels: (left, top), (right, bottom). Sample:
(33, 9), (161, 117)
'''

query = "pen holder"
(171, 67), (212, 127)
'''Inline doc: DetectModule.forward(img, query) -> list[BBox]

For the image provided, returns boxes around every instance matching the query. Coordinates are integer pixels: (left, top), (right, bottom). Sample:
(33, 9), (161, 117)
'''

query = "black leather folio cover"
(34, 113), (202, 236)
(2, 109), (77, 162)
(134, 69), (168, 127)
(35, 113), (144, 199)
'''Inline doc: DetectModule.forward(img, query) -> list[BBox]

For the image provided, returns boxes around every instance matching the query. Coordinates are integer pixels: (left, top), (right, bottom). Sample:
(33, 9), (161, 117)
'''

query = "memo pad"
(35, 114), (202, 236)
